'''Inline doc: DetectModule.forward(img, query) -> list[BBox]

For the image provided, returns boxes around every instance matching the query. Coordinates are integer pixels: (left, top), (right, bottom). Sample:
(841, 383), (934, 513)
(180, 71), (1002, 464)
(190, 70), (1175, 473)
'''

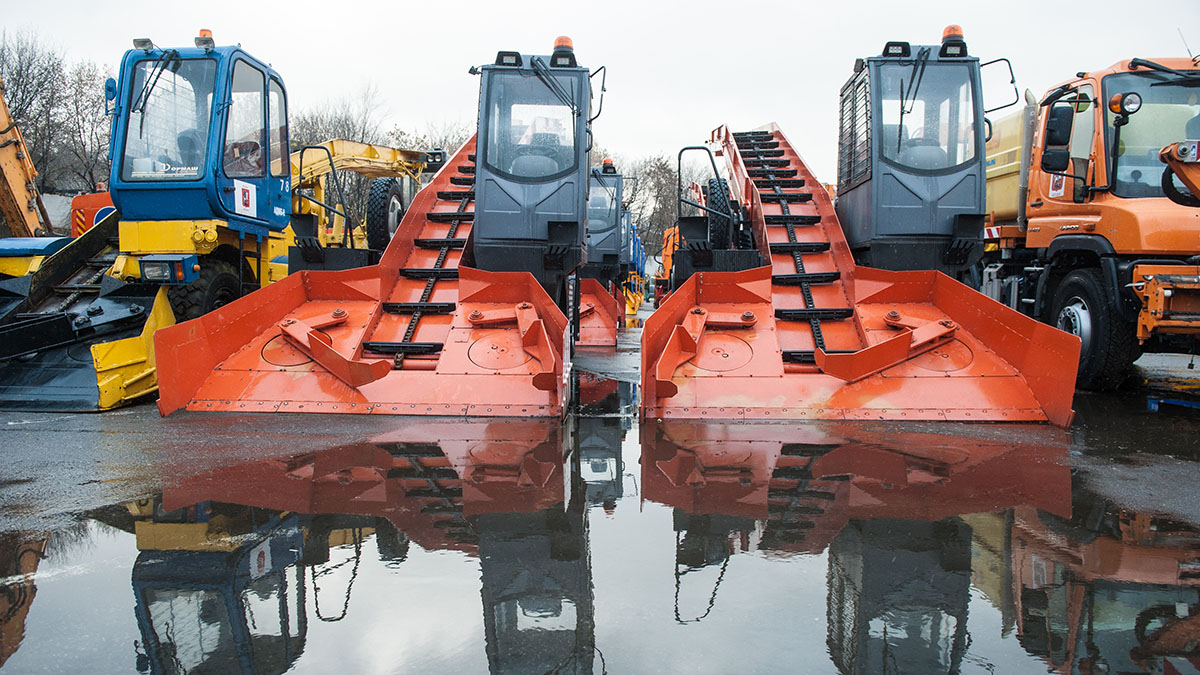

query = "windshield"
(121, 58), (216, 181)
(484, 70), (578, 180)
(588, 182), (617, 234)
(877, 62), (978, 171)
(1103, 71), (1200, 198)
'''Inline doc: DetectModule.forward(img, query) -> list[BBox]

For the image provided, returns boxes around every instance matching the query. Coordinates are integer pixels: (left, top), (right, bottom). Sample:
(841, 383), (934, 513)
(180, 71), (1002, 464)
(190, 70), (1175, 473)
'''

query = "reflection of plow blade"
(642, 125), (1079, 427)
(156, 137), (568, 417)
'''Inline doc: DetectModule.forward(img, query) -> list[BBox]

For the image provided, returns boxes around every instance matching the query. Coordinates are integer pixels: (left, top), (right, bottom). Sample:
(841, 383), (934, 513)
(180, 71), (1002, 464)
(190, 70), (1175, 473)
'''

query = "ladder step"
(774, 308), (855, 321)
(449, 176), (474, 186)
(467, 154), (476, 162)
(457, 165), (475, 175)
(427, 211), (474, 223)
(769, 242), (830, 254)
(399, 268), (458, 279)
(386, 466), (460, 480)
(382, 302), (457, 314)
(405, 486), (463, 498)
(772, 272), (840, 285)
(781, 443), (840, 456)
(362, 341), (444, 354)
(781, 350), (857, 364)
(743, 159), (791, 168)
(768, 488), (836, 500)
(748, 168), (798, 179)
(760, 192), (812, 203)
(437, 190), (474, 201)
(383, 442), (445, 457)
(739, 148), (785, 158)
(732, 131), (774, 139)
(755, 179), (807, 189)
(737, 140), (779, 150)
(770, 466), (813, 480)
(414, 238), (466, 249)
(765, 214), (821, 226)
(768, 503), (826, 515)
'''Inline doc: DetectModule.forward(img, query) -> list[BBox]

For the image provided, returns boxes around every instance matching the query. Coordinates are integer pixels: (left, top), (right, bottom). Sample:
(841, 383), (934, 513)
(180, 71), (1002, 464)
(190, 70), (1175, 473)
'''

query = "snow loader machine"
(155, 37), (604, 418)
(642, 120), (1080, 426)
(0, 32), (432, 411)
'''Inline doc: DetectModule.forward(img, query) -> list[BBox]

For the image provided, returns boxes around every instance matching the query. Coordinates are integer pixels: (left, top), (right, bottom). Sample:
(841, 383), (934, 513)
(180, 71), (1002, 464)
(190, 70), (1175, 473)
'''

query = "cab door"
(218, 59), (271, 229)
(265, 78), (291, 228)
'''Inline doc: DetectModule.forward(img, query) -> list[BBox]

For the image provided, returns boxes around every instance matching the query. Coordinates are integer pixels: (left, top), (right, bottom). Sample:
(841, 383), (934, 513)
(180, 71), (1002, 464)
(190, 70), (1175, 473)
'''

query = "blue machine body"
(108, 44), (292, 237)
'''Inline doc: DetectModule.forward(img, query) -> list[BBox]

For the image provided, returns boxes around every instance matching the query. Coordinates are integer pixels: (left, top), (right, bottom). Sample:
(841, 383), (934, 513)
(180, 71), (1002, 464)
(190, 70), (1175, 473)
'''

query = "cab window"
(224, 61), (266, 178)
(268, 79), (289, 178)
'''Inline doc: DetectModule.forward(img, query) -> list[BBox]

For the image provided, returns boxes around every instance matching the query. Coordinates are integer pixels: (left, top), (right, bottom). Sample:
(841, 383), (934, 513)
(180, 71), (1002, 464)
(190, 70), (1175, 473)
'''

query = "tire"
(167, 259), (242, 321)
(1050, 268), (1138, 391)
(706, 178), (732, 249)
(365, 177), (405, 251)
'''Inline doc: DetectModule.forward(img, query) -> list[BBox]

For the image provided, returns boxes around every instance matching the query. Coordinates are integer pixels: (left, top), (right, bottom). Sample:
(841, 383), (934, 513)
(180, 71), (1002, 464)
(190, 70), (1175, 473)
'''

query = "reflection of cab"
(129, 502), (307, 675)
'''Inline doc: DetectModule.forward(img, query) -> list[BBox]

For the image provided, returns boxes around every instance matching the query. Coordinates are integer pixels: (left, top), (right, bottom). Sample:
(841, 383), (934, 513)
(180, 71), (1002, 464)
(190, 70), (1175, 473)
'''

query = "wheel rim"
(212, 285), (238, 310)
(387, 195), (403, 235)
(1056, 296), (1093, 357)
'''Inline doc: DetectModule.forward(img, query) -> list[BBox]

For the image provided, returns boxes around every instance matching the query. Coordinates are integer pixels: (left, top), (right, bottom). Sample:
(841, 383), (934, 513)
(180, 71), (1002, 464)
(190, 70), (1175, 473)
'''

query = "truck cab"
(836, 27), (999, 276)
(583, 159), (623, 286)
(110, 39), (291, 233)
(472, 38), (593, 303)
(984, 57), (1200, 389)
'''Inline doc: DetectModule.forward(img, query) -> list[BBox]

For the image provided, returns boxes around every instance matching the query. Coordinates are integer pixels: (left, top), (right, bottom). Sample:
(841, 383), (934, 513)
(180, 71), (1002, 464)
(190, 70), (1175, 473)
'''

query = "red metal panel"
(643, 125), (1080, 427)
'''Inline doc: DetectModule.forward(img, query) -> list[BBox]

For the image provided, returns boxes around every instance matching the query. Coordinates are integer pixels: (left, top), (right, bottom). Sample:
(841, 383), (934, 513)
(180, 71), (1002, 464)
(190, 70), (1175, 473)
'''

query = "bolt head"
(331, 308), (348, 319)
(741, 311), (755, 321)
(886, 310), (901, 320)
(468, 310), (484, 320)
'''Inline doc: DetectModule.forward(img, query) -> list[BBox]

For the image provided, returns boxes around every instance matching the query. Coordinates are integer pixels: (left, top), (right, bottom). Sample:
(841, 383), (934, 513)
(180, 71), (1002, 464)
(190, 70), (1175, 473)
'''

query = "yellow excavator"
(0, 75), (62, 278)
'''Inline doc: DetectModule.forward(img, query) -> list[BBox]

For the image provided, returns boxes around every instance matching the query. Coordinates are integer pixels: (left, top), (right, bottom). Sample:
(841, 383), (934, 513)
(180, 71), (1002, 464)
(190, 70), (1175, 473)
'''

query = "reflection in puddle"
(5, 386), (1200, 672)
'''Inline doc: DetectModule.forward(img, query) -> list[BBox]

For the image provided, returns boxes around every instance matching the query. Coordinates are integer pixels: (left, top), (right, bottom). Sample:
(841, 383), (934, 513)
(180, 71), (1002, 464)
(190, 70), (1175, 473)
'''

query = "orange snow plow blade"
(642, 124), (1080, 427)
(575, 277), (620, 348)
(156, 136), (568, 417)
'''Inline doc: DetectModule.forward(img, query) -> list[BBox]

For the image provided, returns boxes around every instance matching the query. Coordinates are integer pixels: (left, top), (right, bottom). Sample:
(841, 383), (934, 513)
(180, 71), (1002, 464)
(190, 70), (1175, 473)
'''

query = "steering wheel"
(905, 137), (941, 148)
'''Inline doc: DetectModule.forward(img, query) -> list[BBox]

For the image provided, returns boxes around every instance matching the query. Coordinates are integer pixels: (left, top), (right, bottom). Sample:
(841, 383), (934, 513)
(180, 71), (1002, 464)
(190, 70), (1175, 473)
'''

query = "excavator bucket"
(0, 210), (172, 411)
(642, 125), (1080, 427)
(155, 137), (569, 417)
(576, 277), (621, 348)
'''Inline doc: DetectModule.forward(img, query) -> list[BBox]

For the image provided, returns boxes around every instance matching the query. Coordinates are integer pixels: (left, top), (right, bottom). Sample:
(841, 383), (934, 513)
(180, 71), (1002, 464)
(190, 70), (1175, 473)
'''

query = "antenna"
(1180, 28), (1195, 60)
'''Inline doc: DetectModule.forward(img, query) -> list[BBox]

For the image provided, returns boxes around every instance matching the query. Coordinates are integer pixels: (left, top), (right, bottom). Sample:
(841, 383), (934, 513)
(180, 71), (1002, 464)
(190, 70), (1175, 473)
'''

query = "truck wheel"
(365, 177), (405, 251)
(167, 259), (242, 321)
(706, 178), (732, 249)
(1050, 268), (1138, 391)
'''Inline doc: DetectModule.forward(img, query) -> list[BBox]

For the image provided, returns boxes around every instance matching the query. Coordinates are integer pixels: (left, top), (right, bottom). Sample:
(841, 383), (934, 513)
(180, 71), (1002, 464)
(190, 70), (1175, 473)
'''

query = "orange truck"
(982, 57), (1200, 390)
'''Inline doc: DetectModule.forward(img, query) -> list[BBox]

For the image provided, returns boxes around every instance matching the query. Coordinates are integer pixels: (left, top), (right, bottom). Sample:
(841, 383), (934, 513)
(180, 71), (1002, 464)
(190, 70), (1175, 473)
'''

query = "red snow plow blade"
(642, 125), (1080, 427)
(156, 136), (568, 417)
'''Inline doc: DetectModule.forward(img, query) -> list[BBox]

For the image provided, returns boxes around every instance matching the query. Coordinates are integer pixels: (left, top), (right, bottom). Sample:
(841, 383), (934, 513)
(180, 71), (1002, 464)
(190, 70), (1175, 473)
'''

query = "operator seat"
(509, 132), (561, 177)
(177, 129), (203, 168)
(899, 142), (949, 170)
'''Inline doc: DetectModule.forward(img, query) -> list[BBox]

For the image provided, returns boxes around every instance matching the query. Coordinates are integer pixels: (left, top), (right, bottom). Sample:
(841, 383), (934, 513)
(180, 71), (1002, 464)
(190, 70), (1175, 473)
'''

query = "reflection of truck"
(981, 58), (1200, 389)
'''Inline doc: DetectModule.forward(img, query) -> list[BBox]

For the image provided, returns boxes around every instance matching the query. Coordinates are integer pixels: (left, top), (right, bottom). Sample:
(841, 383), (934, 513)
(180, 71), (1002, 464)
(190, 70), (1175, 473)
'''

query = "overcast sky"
(5, 0), (1198, 179)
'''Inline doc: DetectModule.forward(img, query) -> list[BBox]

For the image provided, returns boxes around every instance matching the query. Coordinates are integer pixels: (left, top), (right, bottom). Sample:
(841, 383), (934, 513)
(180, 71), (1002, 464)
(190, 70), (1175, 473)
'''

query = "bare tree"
(0, 30), (67, 191)
(60, 60), (111, 191)
(385, 120), (474, 155)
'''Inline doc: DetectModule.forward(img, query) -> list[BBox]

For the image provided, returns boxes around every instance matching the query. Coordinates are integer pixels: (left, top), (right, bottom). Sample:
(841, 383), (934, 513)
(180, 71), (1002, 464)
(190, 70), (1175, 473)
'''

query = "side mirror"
(104, 77), (117, 101)
(983, 118), (993, 143)
(1044, 104), (1074, 147)
(980, 57), (1020, 114)
(1042, 147), (1071, 173)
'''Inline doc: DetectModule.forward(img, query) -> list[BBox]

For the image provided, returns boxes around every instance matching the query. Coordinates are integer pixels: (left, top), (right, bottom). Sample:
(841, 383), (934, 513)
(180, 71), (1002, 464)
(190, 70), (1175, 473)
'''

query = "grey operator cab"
(836, 27), (1007, 277)
(473, 38), (593, 303)
(582, 159), (623, 285)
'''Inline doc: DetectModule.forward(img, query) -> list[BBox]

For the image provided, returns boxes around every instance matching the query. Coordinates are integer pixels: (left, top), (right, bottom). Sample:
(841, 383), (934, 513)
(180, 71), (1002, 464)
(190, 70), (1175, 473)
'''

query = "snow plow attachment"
(575, 277), (621, 348)
(642, 125), (1080, 427)
(155, 137), (569, 417)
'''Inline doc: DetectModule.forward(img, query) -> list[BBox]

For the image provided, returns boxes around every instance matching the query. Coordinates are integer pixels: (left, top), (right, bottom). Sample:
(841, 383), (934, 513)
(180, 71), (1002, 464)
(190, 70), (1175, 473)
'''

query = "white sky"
(5, 0), (1199, 181)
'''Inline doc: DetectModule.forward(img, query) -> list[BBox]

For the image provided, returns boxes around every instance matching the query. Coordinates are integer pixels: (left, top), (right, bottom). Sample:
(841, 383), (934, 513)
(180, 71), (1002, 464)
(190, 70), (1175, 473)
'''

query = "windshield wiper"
(530, 56), (579, 117)
(897, 47), (931, 154)
(1130, 57), (1200, 85)
(131, 50), (180, 137)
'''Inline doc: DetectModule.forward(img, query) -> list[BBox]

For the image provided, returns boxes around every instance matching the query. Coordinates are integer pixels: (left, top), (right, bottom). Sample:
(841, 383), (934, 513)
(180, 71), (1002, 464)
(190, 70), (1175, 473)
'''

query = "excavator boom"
(0, 77), (50, 237)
